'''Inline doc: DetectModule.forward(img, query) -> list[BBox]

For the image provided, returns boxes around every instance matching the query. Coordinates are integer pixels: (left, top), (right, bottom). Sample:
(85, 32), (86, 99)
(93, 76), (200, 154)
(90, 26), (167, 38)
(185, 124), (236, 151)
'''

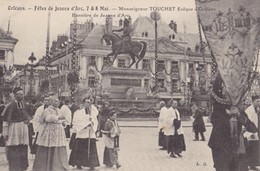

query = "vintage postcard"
(0, 0), (259, 170)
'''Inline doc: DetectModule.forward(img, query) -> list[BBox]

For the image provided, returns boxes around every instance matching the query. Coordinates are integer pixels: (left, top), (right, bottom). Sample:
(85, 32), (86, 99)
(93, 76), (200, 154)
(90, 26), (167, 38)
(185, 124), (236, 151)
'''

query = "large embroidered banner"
(195, 0), (260, 106)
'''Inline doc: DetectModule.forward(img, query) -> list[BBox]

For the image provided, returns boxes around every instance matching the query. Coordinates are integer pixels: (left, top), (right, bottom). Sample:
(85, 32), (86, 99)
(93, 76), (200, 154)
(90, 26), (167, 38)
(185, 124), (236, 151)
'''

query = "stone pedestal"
(101, 67), (150, 99)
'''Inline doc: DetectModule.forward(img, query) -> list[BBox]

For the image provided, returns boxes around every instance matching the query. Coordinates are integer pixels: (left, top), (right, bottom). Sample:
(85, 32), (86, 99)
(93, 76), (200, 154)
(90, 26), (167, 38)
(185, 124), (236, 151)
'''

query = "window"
(171, 61), (179, 78)
(0, 50), (5, 60)
(142, 59), (150, 70)
(158, 79), (165, 88)
(144, 79), (149, 88)
(157, 60), (165, 72)
(172, 80), (179, 93)
(118, 59), (126, 68)
(89, 56), (96, 66)
(88, 76), (95, 88)
(145, 32), (148, 37)
(188, 63), (194, 77)
(103, 57), (108, 65)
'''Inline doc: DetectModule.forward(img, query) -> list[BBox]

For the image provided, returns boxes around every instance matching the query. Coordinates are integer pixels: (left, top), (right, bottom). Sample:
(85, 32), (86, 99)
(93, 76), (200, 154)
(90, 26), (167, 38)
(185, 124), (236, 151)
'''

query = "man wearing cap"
(244, 95), (260, 170)
(2, 87), (32, 171)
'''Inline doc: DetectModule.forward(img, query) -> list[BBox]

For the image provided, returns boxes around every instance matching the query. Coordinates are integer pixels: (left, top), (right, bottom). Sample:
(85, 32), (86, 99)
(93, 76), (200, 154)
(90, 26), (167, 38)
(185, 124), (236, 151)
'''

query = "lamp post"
(181, 81), (187, 107)
(150, 11), (161, 85)
(28, 52), (37, 97)
(196, 64), (207, 96)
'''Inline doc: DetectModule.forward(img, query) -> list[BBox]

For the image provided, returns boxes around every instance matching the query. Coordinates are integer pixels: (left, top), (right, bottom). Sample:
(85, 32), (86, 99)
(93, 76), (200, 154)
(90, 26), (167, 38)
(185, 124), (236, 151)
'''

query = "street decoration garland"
(110, 107), (159, 115)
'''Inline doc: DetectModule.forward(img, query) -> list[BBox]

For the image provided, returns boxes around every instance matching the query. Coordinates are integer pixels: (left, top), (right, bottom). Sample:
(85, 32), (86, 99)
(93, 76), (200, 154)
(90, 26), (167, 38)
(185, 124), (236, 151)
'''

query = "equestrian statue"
(101, 18), (147, 68)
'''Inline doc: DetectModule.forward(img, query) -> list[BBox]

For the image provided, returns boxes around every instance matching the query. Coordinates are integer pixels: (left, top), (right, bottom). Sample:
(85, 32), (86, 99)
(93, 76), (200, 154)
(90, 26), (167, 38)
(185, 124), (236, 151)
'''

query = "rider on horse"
(112, 18), (132, 52)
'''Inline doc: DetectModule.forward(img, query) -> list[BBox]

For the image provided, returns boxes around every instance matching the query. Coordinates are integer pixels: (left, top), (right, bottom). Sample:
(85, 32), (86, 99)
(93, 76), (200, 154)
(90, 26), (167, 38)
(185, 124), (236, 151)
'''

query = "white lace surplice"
(3, 121), (29, 146)
(36, 107), (67, 147)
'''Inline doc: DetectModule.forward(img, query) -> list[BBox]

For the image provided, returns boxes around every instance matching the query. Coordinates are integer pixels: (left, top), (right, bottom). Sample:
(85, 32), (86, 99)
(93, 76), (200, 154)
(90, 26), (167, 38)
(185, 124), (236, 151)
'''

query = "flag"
(196, 0), (260, 106)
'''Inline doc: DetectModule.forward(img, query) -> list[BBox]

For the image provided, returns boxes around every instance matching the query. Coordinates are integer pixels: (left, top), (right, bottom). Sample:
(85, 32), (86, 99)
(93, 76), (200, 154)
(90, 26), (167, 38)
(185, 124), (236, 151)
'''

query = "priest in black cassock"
(2, 87), (32, 171)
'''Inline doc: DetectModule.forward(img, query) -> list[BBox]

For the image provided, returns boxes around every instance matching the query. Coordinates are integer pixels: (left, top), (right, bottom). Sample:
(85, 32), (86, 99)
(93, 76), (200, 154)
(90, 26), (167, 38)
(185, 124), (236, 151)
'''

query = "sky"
(0, 0), (199, 65)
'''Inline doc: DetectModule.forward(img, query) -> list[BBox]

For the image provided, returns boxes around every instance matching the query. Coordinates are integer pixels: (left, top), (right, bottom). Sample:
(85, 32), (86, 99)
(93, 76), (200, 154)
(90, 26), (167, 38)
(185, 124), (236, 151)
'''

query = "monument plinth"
(101, 67), (150, 99)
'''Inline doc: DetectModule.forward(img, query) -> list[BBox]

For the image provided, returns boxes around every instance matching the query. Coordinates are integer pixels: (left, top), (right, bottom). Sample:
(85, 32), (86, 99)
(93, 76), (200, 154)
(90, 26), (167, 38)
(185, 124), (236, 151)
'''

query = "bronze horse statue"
(101, 33), (147, 68)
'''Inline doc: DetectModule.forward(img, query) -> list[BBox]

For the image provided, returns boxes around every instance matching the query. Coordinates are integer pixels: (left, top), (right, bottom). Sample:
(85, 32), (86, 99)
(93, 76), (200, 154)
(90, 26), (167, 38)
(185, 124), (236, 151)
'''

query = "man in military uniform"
(112, 18), (132, 52)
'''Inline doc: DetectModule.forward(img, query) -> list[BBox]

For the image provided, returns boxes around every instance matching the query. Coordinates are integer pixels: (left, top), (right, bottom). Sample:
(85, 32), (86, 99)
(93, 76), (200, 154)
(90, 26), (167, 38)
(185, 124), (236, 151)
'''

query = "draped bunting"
(195, 0), (260, 106)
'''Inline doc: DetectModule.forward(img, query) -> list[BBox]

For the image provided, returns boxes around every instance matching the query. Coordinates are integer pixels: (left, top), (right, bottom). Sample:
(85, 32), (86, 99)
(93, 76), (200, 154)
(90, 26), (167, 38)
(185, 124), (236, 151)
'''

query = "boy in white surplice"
(102, 111), (121, 169)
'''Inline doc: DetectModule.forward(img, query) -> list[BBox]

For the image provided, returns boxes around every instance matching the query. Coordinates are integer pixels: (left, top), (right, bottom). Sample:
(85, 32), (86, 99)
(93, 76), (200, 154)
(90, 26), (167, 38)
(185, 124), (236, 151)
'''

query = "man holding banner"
(209, 74), (257, 171)
(195, 0), (260, 170)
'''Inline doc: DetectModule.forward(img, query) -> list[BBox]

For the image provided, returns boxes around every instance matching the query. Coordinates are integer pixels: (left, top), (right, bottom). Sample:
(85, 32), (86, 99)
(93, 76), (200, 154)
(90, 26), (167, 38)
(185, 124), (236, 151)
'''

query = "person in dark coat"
(0, 100), (5, 134)
(208, 73), (258, 171)
(193, 105), (206, 141)
(98, 101), (111, 137)
(70, 100), (79, 126)
(0, 100), (5, 147)
(27, 99), (38, 154)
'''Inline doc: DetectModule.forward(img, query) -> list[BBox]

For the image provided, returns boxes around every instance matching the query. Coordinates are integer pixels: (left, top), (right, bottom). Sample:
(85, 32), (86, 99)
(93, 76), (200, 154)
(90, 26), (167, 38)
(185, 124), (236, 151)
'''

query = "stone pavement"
(0, 119), (257, 171)
(117, 116), (212, 128)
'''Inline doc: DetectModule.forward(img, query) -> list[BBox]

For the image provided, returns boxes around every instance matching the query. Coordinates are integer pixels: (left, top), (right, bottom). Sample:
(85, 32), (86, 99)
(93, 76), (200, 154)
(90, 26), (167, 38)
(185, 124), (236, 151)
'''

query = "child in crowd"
(102, 111), (121, 169)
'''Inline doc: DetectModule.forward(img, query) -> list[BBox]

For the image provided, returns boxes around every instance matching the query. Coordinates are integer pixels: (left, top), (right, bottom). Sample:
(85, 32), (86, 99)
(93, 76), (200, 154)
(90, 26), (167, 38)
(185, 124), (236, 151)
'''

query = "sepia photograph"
(0, 0), (259, 170)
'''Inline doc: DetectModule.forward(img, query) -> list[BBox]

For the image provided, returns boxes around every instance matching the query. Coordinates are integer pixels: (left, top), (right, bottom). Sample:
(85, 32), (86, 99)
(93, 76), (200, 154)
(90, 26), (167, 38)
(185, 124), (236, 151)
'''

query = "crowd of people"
(0, 85), (259, 171)
(0, 87), (121, 171)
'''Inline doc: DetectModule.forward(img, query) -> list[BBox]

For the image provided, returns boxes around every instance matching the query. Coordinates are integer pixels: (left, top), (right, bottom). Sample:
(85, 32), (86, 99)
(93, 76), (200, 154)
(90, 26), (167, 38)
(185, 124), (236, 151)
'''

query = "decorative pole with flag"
(72, 16), (77, 71)
(40, 10), (51, 96)
(67, 16), (79, 100)
(45, 11), (51, 80)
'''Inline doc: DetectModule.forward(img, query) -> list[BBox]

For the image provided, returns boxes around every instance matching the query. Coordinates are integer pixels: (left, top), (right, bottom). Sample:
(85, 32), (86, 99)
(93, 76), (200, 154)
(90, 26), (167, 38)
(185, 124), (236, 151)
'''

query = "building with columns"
(0, 27), (18, 101)
(45, 16), (212, 108)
